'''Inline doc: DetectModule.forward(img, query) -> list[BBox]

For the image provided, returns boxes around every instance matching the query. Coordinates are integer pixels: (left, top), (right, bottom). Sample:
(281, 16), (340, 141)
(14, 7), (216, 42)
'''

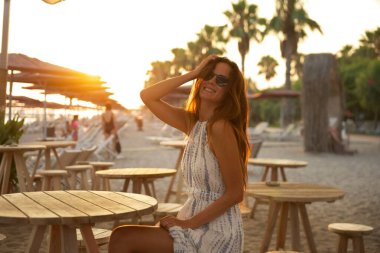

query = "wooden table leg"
(299, 203), (317, 253)
(101, 177), (110, 191)
(164, 172), (177, 202)
(52, 148), (63, 169)
(31, 150), (43, 180)
(61, 225), (79, 253)
(79, 224), (100, 253)
(132, 178), (142, 193)
(352, 236), (365, 253)
(260, 201), (281, 253)
(142, 179), (152, 196)
(289, 203), (301, 251)
(276, 202), (289, 250)
(49, 225), (62, 252)
(271, 167), (278, 181)
(14, 152), (33, 191)
(45, 148), (51, 170)
(165, 148), (184, 202)
(0, 153), (12, 194)
(261, 167), (269, 181)
(26, 225), (47, 253)
(122, 178), (130, 192)
(280, 167), (287, 181)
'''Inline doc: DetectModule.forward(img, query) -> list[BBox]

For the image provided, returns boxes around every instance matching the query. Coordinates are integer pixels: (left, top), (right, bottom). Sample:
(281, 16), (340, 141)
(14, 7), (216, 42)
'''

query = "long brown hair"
(185, 56), (250, 187)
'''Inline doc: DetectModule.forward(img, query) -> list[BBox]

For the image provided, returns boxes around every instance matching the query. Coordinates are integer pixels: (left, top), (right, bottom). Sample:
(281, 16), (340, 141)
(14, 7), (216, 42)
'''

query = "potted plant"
(0, 114), (25, 192)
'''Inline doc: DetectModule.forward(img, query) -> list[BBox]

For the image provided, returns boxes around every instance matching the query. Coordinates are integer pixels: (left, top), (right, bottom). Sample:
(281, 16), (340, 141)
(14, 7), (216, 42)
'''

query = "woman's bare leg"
(108, 225), (173, 253)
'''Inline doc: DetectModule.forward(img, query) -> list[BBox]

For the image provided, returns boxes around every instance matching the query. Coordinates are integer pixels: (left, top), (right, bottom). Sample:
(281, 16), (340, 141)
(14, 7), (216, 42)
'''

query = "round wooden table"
(248, 158), (308, 182)
(96, 168), (177, 196)
(0, 190), (157, 253)
(246, 182), (345, 253)
(159, 140), (187, 202)
(0, 144), (46, 194)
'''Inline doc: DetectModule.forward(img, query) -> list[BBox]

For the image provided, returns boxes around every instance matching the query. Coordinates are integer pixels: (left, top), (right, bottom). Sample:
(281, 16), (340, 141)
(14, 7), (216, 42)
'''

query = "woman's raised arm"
(140, 55), (217, 134)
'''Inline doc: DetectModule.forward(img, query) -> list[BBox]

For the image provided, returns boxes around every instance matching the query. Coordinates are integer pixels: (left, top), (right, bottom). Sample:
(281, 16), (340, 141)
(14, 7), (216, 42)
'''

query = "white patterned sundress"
(169, 121), (244, 253)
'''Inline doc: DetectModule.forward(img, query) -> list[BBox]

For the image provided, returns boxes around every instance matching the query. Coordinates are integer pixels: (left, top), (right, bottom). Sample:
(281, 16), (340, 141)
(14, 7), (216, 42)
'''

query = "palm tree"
(224, 0), (266, 75)
(266, 0), (322, 125)
(258, 55), (278, 81)
(144, 61), (173, 88)
(358, 27), (380, 58)
(171, 48), (190, 75)
(193, 24), (228, 64)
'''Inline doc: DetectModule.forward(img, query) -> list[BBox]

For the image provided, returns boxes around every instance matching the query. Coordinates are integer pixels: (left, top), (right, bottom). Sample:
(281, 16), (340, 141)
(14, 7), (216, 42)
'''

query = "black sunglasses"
(203, 72), (230, 87)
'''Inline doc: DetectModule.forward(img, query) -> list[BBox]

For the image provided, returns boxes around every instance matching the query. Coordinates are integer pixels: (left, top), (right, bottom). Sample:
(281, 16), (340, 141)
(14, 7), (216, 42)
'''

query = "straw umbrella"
(0, 0), (63, 123)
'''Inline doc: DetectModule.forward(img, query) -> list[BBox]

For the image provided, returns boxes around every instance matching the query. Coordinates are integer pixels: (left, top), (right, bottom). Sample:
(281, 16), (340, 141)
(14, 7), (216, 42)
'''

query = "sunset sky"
(3, 0), (380, 109)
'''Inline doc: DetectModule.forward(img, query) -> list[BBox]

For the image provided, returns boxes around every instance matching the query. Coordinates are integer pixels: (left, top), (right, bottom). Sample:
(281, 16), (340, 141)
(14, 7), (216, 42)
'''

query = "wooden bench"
(328, 223), (373, 253)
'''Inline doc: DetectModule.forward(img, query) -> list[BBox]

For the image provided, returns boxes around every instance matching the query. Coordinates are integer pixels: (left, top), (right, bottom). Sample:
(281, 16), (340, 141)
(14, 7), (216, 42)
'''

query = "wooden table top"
(96, 168), (177, 179)
(160, 140), (187, 148)
(23, 140), (76, 148)
(0, 144), (46, 152)
(248, 158), (308, 168)
(246, 182), (345, 203)
(88, 161), (115, 166)
(0, 191), (157, 225)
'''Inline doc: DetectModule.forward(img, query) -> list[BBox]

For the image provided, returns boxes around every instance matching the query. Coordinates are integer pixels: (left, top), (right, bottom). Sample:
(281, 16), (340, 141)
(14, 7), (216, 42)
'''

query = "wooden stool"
(76, 228), (112, 252)
(154, 203), (183, 222)
(65, 165), (93, 190)
(88, 162), (114, 190)
(37, 170), (69, 190)
(328, 223), (374, 253)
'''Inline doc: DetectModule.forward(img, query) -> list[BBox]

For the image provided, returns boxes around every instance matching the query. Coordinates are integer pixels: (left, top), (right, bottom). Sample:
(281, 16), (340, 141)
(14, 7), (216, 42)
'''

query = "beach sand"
(1, 118), (379, 252)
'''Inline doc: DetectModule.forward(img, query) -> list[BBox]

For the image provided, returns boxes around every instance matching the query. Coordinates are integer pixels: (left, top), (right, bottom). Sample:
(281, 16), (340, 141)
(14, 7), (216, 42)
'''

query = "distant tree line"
(143, 0), (379, 133)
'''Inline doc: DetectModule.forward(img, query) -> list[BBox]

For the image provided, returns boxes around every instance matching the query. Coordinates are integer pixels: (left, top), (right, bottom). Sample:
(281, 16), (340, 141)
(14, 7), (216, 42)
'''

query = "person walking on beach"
(108, 55), (250, 253)
(71, 115), (79, 141)
(102, 102), (116, 139)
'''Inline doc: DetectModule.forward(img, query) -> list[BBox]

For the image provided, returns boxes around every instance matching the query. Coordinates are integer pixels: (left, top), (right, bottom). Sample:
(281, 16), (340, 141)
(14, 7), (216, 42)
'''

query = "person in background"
(102, 102), (116, 138)
(71, 115), (79, 141)
(108, 55), (250, 253)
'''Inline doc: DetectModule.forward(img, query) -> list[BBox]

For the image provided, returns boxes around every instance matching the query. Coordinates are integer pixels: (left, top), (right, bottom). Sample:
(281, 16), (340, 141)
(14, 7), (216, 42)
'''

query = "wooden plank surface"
(2, 193), (60, 224)
(68, 191), (136, 221)
(0, 197), (28, 224)
(94, 191), (157, 217)
(24, 192), (89, 224)
(44, 191), (113, 223)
